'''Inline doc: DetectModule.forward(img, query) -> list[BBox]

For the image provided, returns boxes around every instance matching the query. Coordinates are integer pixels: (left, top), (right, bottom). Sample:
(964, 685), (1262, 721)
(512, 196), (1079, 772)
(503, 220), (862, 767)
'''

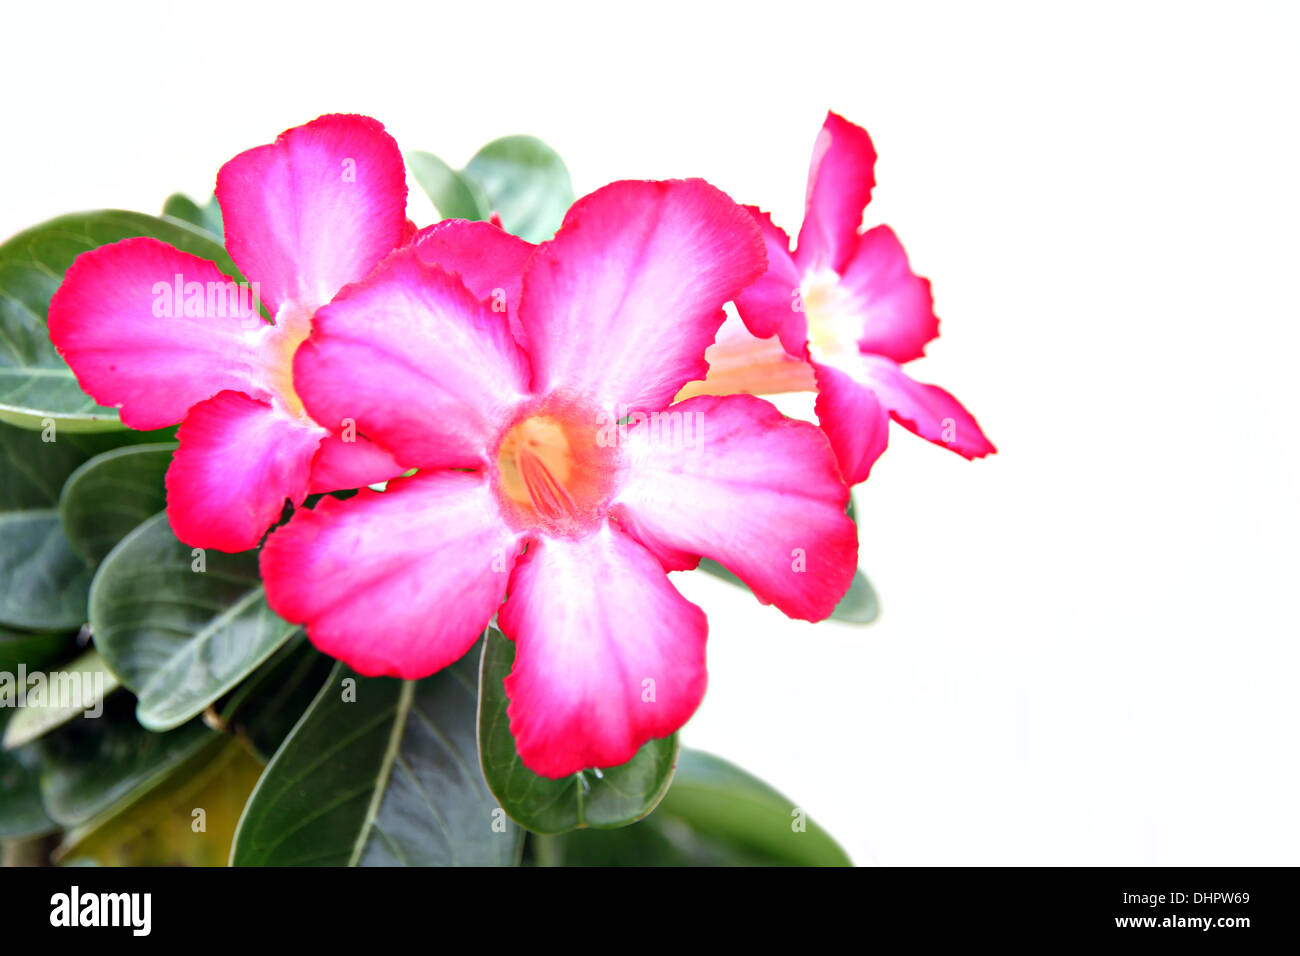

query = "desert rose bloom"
(260, 180), (859, 777)
(681, 111), (995, 484)
(48, 114), (407, 552)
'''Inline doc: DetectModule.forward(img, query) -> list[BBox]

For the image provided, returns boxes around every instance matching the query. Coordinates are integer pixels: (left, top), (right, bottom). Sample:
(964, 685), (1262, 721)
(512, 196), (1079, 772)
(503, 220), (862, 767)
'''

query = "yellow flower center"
(257, 305), (314, 419)
(495, 402), (618, 534)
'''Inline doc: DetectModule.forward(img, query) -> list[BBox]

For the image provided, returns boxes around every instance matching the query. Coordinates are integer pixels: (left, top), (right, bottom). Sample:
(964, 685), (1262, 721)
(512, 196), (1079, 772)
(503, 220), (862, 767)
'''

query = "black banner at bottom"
(0, 866), (1288, 943)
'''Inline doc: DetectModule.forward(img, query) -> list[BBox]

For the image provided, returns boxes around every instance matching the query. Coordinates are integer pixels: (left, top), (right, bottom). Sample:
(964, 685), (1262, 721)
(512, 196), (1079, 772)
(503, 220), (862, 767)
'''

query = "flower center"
(495, 402), (619, 535)
(801, 269), (863, 367)
(255, 306), (314, 419)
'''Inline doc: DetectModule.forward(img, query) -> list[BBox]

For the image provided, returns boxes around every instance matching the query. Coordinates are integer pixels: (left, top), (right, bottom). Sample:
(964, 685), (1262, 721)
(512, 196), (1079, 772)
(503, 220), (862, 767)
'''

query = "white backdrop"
(3, 0), (1297, 865)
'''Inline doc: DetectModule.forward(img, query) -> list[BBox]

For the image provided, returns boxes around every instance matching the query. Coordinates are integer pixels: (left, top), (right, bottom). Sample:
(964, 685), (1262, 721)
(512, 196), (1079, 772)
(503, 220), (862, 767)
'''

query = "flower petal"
(216, 114), (408, 315)
(795, 111), (877, 274)
(498, 523), (708, 778)
(612, 394), (857, 620)
(677, 311), (816, 401)
(294, 247), (532, 470)
(733, 207), (809, 357)
(517, 179), (766, 413)
(410, 218), (534, 348)
(306, 432), (405, 494)
(260, 471), (521, 679)
(165, 390), (323, 552)
(854, 355), (997, 460)
(813, 361), (891, 484)
(840, 225), (939, 364)
(47, 238), (266, 430)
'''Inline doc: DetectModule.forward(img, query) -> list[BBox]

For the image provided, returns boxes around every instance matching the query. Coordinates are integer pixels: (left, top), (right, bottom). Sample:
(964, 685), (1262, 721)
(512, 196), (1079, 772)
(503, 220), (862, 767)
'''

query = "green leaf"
(218, 634), (334, 760)
(536, 748), (852, 866)
(1, 648), (120, 749)
(37, 693), (214, 827)
(653, 748), (851, 864)
(58, 735), (261, 866)
(58, 442), (174, 566)
(161, 193), (224, 239)
(0, 711), (56, 838)
(232, 644), (521, 866)
(0, 625), (74, 674)
(0, 422), (173, 633)
(407, 150), (490, 221)
(0, 511), (93, 630)
(830, 568), (880, 623)
(0, 420), (170, 511)
(0, 209), (235, 431)
(88, 512), (298, 732)
(477, 627), (677, 835)
(464, 135), (575, 242)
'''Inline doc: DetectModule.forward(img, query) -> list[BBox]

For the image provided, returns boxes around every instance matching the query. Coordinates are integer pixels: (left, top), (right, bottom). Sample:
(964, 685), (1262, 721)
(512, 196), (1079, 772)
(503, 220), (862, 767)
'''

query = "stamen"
(518, 444), (579, 521)
(494, 405), (620, 534)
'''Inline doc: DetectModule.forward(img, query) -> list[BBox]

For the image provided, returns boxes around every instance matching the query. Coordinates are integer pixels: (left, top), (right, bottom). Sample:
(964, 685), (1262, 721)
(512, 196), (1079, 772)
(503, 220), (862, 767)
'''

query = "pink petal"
(840, 225), (939, 364)
(517, 179), (766, 413)
(47, 238), (266, 430)
(498, 524), (708, 778)
(611, 394), (857, 621)
(813, 361), (891, 484)
(306, 432), (405, 494)
(293, 247), (532, 470)
(795, 111), (877, 274)
(733, 206), (809, 357)
(856, 355), (997, 460)
(216, 114), (408, 316)
(260, 471), (522, 679)
(165, 391), (324, 552)
(410, 218), (534, 348)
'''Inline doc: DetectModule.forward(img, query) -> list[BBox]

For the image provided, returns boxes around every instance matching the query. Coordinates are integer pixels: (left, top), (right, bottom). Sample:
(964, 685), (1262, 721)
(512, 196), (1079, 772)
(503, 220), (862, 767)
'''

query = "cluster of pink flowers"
(48, 112), (993, 778)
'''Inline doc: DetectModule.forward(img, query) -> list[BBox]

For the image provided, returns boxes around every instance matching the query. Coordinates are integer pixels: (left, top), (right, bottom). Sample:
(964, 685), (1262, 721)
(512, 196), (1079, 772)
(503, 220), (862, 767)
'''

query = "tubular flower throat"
(495, 403), (618, 535)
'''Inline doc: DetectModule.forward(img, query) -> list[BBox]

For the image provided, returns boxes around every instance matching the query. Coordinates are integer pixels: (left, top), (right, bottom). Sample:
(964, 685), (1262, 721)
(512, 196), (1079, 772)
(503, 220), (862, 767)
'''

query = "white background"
(3, 0), (1297, 865)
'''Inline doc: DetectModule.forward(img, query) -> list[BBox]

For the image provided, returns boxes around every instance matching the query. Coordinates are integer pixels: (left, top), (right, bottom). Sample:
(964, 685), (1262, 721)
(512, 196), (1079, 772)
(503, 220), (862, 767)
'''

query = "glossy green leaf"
(217, 634), (334, 760)
(37, 693), (214, 827)
(0, 711), (56, 838)
(58, 442), (174, 566)
(0, 209), (235, 431)
(89, 512), (298, 731)
(478, 627), (677, 835)
(1, 648), (120, 749)
(0, 422), (172, 634)
(464, 135), (574, 242)
(0, 625), (73, 674)
(0, 511), (93, 630)
(161, 193), (224, 239)
(537, 748), (852, 866)
(0, 420), (169, 511)
(408, 150), (490, 221)
(232, 644), (521, 866)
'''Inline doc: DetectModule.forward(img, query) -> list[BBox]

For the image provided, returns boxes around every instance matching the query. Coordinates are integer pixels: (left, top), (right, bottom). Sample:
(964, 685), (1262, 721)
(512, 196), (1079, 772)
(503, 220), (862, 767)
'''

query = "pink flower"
(259, 179), (859, 777)
(684, 111), (995, 483)
(48, 114), (408, 552)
